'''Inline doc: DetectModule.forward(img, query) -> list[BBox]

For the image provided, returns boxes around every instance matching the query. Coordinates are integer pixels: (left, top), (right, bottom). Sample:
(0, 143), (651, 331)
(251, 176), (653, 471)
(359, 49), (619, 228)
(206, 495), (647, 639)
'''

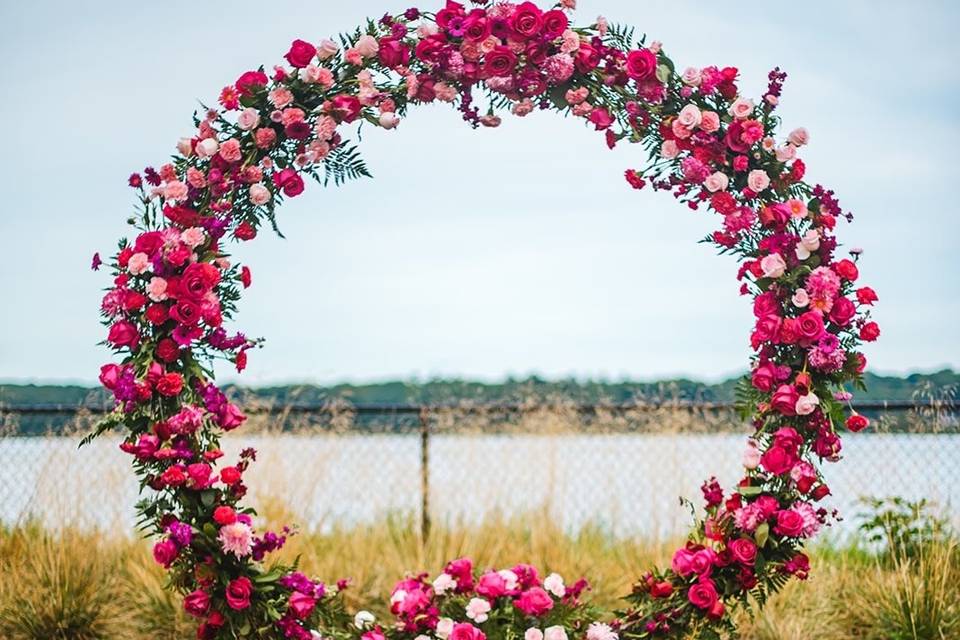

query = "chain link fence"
(1, 397), (957, 542)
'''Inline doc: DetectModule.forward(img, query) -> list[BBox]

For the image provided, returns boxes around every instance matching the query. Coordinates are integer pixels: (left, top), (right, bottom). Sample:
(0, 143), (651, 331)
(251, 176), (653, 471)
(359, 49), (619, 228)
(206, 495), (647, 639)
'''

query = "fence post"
(419, 406), (431, 542)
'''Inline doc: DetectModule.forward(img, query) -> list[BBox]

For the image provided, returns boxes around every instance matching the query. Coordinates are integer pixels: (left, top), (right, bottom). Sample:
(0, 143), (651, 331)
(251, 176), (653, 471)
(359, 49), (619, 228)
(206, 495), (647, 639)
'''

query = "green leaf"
(738, 485), (762, 497)
(755, 522), (770, 548)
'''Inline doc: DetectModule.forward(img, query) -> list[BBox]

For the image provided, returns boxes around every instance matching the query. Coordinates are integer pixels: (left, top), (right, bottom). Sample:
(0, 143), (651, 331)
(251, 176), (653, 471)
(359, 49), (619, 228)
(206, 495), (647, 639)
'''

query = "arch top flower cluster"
(91, 1), (880, 638)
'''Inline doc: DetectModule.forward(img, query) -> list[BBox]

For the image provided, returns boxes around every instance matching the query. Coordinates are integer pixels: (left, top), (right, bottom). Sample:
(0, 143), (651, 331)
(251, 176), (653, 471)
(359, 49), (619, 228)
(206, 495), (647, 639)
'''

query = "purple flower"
(91, 252), (102, 271)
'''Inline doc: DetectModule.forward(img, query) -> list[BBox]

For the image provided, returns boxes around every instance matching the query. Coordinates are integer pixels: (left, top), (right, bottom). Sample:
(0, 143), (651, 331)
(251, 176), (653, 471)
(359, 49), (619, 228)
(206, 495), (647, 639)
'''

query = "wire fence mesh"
(1, 396), (957, 543)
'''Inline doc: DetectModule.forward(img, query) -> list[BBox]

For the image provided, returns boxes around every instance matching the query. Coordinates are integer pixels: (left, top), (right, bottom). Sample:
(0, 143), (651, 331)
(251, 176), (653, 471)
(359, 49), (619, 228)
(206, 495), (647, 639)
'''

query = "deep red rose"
(272, 167), (305, 197)
(156, 338), (180, 363)
(171, 299), (200, 326)
(220, 466), (242, 485)
(181, 262), (220, 299)
(796, 310), (825, 343)
(542, 9), (568, 39)
(771, 384), (799, 416)
(625, 48), (657, 81)
(284, 39), (317, 68)
(856, 286), (878, 305)
(117, 246), (133, 268)
(860, 321), (880, 342)
(236, 70), (269, 97)
(330, 94), (362, 123)
(134, 231), (164, 256)
(834, 258), (859, 282)
(108, 320), (139, 348)
(235, 221), (257, 241)
(163, 204), (201, 227)
(378, 38), (410, 68)
(213, 505), (237, 525)
(415, 34), (448, 64)
(145, 303), (169, 325)
(846, 414), (869, 432)
(728, 538), (757, 565)
(436, 2), (466, 29)
(811, 484), (832, 501)
(122, 290), (147, 313)
(156, 372), (184, 397)
(510, 2), (543, 38)
(225, 576), (253, 611)
(650, 580), (673, 598)
(514, 587), (553, 616)
(773, 509), (805, 537)
(241, 266), (252, 288)
(829, 296), (856, 327)
(160, 465), (186, 487)
(184, 590), (211, 617)
(687, 578), (718, 610)
(752, 291), (779, 318)
(483, 45), (517, 77)
(774, 427), (803, 454)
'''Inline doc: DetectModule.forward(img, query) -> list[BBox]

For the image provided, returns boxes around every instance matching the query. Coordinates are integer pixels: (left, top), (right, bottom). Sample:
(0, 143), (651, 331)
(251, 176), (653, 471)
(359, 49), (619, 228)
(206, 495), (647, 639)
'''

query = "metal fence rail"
(1, 402), (956, 541)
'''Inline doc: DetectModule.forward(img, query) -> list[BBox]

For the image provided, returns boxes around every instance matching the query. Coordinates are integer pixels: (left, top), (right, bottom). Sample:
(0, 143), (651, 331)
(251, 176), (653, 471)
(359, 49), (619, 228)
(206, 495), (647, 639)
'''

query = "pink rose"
(476, 572), (508, 599)
(183, 590), (211, 617)
(771, 384), (800, 417)
(108, 320), (139, 348)
(587, 107), (614, 130)
(272, 168), (305, 197)
(317, 39), (339, 60)
(703, 171), (729, 193)
(661, 140), (679, 159)
(760, 253), (787, 279)
(699, 110), (720, 133)
(677, 104), (702, 128)
(249, 183), (271, 206)
(625, 48), (657, 81)
(796, 310), (825, 343)
(237, 107), (260, 131)
(671, 548), (695, 576)
(742, 440), (761, 470)
(773, 509), (805, 537)
(355, 34), (379, 58)
(760, 444), (794, 475)
(728, 538), (757, 565)
(449, 624), (486, 640)
(795, 392), (819, 416)
(152, 539), (178, 567)
(288, 591), (316, 619)
(750, 362), (778, 392)
(514, 587), (554, 617)
(747, 169), (770, 192)
(788, 127), (810, 146)
(728, 97), (754, 119)
(687, 578), (719, 610)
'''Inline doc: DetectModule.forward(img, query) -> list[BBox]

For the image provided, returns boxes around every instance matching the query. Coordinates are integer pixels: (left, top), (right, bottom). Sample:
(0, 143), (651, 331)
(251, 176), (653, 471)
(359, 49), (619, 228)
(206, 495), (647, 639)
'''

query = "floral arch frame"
(92, 1), (881, 638)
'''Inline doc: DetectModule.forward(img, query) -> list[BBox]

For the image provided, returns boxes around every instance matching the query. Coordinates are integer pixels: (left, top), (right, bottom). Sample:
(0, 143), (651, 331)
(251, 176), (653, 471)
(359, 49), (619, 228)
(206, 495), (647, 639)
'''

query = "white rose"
(436, 618), (454, 639)
(497, 569), (519, 591)
(354, 611), (375, 630)
(379, 112), (401, 129)
(543, 573), (565, 598)
(544, 626), (568, 640)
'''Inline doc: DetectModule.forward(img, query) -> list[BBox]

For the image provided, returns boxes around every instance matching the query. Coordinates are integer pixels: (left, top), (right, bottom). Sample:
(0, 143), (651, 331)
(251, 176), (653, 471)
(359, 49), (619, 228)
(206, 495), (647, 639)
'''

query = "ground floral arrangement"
(89, 1), (880, 638)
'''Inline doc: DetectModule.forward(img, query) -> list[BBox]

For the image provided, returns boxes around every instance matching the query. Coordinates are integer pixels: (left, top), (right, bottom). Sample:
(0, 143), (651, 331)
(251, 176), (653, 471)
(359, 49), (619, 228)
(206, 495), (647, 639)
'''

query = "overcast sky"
(1, 1), (957, 386)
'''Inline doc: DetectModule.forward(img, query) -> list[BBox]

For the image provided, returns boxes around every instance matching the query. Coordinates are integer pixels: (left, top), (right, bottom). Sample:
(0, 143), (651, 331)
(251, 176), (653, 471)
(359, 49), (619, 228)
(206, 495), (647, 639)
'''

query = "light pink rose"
(681, 67), (701, 86)
(355, 35), (379, 58)
(677, 104), (702, 129)
(434, 82), (458, 102)
(743, 440), (761, 470)
(796, 230), (821, 260)
(795, 392), (819, 416)
(317, 39), (339, 60)
(525, 630), (544, 640)
(249, 183), (271, 206)
(237, 108), (260, 131)
(728, 97), (755, 119)
(699, 111), (720, 133)
(544, 627), (567, 640)
(747, 169), (770, 192)
(379, 112), (400, 129)
(661, 140), (680, 159)
(316, 67), (334, 88)
(417, 22), (439, 38)
(177, 137), (193, 157)
(671, 118), (692, 139)
(760, 253), (787, 279)
(147, 277), (168, 302)
(704, 171), (729, 193)
(299, 64), (322, 83)
(195, 138), (219, 158)
(776, 144), (797, 162)
(792, 288), (810, 308)
(788, 127), (810, 146)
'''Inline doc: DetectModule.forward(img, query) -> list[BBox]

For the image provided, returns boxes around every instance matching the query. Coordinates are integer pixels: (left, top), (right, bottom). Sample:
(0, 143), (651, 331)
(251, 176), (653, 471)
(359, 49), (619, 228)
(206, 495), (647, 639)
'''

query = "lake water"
(2, 433), (956, 541)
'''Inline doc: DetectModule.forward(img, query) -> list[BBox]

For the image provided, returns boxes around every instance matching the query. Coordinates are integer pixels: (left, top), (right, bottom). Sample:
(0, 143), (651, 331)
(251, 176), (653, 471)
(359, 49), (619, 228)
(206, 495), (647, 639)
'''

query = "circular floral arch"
(92, 1), (880, 638)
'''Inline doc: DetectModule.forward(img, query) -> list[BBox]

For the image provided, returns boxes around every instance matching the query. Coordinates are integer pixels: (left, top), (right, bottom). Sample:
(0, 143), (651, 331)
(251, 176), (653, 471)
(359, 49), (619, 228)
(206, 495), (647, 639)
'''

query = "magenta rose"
(236, 70), (269, 97)
(689, 548), (717, 575)
(107, 320), (139, 348)
(728, 538), (757, 565)
(588, 107), (614, 131)
(760, 445), (794, 475)
(796, 310), (825, 343)
(752, 314), (781, 343)
(829, 296), (856, 327)
(284, 39), (317, 68)
(542, 10), (569, 39)
(687, 578), (719, 610)
(773, 509), (805, 537)
(671, 548), (695, 576)
(272, 168), (305, 198)
(444, 557), (474, 592)
(752, 291), (780, 318)
(626, 48), (657, 81)
(773, 427), (803, 454)
(99, 363), (121, 389)
(575, 42), (600, 72)
(476, 571), (508, 599)
(378, 38), (410, 69)
(510, 2), (543, 38)
(330, 94), (362, 123)
(750, 362), (778, 392)
(288, 591), (316, 620)
(152, 539), (178, 568)
(225, 576), (253, 611)
(183, 590), (211, 617)
(449, 623), (486, 640)
(514, 586), (553, 617)
(463, 14), (491, 42)
(483, 46), (517, 77)
(771, 384), (799, 416)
